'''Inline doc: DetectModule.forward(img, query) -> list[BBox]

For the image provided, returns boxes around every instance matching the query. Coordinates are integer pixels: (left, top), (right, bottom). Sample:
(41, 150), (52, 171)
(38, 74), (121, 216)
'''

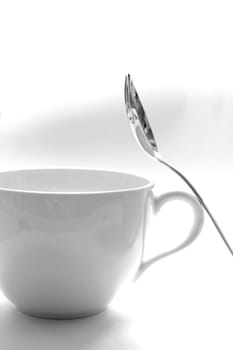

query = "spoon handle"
(160, 158), (233, 257)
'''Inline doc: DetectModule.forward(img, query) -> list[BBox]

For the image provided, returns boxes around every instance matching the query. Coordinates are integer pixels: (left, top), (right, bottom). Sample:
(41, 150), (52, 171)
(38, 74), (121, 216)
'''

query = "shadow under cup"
(0, 168), (153, 319)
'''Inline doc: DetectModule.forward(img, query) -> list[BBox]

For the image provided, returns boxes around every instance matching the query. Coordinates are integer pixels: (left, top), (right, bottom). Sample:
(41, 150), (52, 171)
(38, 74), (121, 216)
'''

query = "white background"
(1, 0), (233, 349)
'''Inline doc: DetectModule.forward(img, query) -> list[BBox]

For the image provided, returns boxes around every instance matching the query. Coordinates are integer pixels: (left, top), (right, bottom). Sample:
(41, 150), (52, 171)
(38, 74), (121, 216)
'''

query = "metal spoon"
(124, 73), (233, 257)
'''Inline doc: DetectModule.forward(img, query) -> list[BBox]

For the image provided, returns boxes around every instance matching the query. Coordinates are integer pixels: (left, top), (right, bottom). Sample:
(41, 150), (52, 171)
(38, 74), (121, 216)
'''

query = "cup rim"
(0, 168), (154, 195)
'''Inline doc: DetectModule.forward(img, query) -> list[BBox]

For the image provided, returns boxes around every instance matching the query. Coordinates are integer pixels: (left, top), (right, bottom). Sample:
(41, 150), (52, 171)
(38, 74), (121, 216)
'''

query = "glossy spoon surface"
(124, 74), (233, 257)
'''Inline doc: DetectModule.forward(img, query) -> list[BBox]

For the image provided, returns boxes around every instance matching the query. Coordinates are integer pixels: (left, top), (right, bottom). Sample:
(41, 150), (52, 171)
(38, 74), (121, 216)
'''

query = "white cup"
(0, 168), (204, 319)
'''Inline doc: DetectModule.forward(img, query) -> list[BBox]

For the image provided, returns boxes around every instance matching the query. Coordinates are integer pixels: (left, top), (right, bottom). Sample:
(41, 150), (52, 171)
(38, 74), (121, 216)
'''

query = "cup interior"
(0, 169), (152, 194)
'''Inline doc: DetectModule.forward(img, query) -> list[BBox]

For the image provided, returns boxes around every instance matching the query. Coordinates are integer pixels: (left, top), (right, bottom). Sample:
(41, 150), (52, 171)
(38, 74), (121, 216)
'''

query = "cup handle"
(135, 191), (204, 280)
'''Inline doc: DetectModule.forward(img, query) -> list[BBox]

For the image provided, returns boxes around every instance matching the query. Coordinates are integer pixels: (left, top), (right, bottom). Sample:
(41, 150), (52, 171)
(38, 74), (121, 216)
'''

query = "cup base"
(17, 307), (106, 320)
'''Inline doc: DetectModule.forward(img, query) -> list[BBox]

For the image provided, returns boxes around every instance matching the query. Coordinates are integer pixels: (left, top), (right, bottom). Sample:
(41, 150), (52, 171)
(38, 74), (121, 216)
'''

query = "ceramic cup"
(0, 168), (204, 319)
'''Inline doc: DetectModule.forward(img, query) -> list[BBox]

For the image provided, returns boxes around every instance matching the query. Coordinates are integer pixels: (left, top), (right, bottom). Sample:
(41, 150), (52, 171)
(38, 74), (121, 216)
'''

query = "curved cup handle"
(135, 191), (204, 280)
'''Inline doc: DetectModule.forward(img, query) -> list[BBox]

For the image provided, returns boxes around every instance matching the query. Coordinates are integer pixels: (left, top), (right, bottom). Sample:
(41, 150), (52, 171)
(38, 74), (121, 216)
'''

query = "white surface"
(0, 169), (156, 319)
(2, 0), (233, 118)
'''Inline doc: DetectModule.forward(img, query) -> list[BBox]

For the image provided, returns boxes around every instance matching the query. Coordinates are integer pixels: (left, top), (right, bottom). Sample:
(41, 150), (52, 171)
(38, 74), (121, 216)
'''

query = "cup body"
(0, 169), (153, 318)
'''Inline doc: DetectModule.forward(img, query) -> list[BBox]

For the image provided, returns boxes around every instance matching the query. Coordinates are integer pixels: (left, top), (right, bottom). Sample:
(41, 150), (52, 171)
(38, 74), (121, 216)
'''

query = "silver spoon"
(124, 73), (233, 257)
